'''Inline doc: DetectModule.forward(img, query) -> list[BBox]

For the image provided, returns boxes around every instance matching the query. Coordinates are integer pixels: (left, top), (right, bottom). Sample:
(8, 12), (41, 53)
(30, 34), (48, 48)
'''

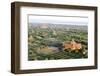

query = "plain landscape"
(28, 23), (88, 60)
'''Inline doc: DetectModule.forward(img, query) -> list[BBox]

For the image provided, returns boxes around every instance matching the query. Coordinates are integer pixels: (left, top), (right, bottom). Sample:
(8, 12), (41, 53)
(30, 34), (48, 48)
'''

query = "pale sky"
(29, 15), (88, 26)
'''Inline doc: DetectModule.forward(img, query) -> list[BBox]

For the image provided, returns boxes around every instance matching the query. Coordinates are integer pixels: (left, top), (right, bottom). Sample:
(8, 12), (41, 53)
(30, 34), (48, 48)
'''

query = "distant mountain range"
(29, 23), (87, 31)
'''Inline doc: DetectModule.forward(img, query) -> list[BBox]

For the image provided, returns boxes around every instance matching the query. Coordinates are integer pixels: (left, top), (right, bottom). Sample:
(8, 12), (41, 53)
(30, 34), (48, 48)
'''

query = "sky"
(28, 15), (88, 26)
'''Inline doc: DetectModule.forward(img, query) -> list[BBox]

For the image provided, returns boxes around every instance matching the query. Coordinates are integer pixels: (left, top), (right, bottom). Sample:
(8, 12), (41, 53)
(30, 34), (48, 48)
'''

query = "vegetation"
(28, 23), (88, 60)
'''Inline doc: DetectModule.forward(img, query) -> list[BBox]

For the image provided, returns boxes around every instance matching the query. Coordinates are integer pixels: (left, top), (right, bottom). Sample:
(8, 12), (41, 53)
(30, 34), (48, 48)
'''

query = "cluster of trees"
(28, 25), (88, 60)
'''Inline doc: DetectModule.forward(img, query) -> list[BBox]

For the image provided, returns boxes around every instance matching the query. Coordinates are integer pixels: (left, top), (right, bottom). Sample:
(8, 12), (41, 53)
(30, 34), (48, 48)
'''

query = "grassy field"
(28, 23), (88, 60)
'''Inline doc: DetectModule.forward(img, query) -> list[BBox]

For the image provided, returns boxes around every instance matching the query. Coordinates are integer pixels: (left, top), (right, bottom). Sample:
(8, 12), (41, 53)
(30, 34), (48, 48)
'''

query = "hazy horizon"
(29, 22), (88, 26)
(28, 15), (88, 26)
